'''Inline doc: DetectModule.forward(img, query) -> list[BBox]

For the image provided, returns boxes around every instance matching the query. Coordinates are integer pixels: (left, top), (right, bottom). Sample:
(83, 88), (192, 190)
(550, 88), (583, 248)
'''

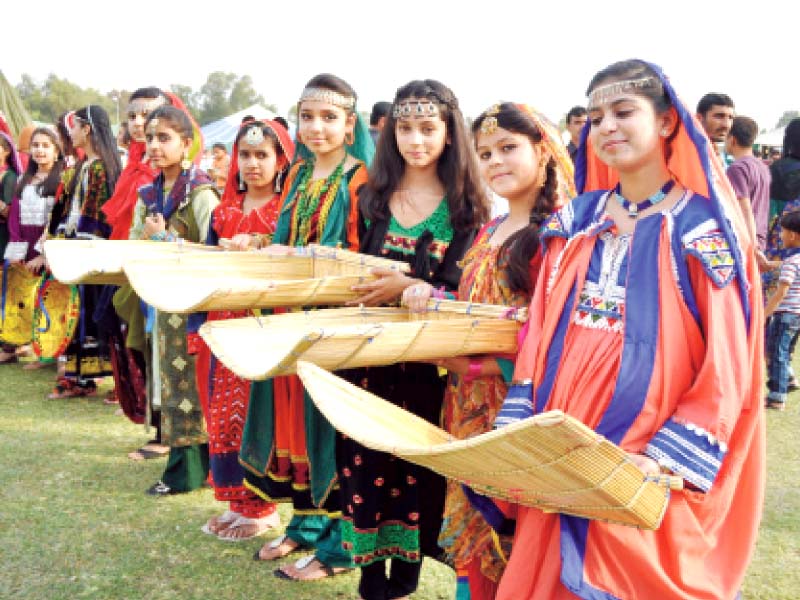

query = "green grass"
(0, 360), (797, 599)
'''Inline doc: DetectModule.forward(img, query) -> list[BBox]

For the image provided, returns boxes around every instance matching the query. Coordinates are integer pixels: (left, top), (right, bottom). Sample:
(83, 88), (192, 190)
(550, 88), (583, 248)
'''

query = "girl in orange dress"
(493, 60), (765, 600)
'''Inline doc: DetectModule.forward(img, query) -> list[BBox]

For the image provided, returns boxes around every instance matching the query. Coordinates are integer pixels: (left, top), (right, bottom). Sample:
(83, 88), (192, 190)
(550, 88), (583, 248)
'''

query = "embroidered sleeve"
(192, 188), (221, 242)
(681, 219), (735, 287)
(540, 207), (571, 242)
(644, 418), (727, 492)
(4, 241), (28, 261)
(128, 197), (147, 240)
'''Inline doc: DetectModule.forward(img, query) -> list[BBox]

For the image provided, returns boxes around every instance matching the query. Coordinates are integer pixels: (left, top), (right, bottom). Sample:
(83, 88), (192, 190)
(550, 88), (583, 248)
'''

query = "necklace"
(614, 180), (675, 219)
(289, 155), (348, 245)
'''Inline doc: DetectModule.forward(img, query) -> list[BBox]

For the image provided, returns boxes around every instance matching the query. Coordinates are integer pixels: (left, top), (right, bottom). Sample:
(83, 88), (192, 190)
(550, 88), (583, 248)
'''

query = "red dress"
(194, 193), (281, 518)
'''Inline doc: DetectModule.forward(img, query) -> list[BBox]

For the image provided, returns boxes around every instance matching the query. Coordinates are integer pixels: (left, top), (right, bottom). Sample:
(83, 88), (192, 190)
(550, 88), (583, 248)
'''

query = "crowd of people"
(1, 57), (797, 599)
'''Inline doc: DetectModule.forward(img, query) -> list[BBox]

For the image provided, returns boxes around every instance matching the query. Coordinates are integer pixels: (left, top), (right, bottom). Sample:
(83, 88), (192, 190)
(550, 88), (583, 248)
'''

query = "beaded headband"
(588, 76), (658, 106)
(479, 104), (501, 135)
(127, 97), (165, 118)
(299, 87), (356, 111)
(392, 100), (441, 119)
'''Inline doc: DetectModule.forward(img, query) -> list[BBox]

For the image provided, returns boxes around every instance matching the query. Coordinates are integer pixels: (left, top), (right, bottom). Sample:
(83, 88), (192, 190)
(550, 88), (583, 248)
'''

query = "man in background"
(565, 106), (587, 164)
(696, 93), (735, 165)
(210, 142), (230, 191)
(369, 101), (391, 145)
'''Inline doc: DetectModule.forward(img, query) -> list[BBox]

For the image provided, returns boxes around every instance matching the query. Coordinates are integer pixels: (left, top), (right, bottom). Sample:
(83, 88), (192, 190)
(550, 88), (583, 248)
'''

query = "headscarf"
(291, 111), (374, 167)
(574, 60), (752, 324)
(219, 119), (295, 207)
(0, 132), (23, 175)
(515, 103), (576, 206)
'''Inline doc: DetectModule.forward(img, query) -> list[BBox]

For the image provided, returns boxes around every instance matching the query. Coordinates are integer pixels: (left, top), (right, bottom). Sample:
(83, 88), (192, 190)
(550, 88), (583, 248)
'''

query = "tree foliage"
(16, 72), (275, 126)
(777, 111), (800, 129)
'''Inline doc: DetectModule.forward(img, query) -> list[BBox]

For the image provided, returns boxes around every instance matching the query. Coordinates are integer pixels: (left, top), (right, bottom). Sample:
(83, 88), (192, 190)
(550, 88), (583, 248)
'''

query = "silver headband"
(299, 87), (355, 111)
(588, 77), (658, 106)
(392, 100), (441, 119)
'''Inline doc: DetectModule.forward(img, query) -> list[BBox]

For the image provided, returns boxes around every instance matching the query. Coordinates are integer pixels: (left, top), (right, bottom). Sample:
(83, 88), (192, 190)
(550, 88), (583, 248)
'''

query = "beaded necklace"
(613, 179), (675, 219)
(289, 155), (347, 246)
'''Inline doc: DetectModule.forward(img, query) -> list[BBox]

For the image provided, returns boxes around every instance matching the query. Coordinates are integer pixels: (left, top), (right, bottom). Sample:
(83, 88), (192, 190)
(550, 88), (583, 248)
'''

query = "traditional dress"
(52, 159), (115, 389)
(130, 166), (219, 491)
(0, 132), (22, 259)
(492, 64), (765, 600)
(192, 120), (293, 520)
(240, 123), (373, 568)
(335, 198), (476, 600)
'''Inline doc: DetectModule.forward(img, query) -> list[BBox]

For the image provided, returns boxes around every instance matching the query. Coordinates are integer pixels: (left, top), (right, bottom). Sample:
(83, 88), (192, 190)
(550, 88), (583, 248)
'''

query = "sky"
(4, 0), (797, 131)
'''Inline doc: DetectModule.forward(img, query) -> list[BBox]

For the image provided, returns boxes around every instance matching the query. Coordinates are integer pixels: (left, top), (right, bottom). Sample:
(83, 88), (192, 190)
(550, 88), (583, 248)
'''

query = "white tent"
(756, 126), (785, 147)
(200, 104), (280, 149)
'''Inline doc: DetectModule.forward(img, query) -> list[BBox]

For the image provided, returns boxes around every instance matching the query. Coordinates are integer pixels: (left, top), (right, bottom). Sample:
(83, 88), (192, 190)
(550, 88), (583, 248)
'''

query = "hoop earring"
(344, 131), (354, 145)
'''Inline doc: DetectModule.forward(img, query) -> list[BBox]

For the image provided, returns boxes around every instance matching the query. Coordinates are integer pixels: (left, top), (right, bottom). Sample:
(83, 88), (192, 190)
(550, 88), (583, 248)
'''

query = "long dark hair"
(473, 103), (560, 295)
(783, 118), (800, 160)
(66, 105), (122, 197)
(55, 111), (80, 163)
(15, 127), (64, 198)
(361, 79), (489, 232)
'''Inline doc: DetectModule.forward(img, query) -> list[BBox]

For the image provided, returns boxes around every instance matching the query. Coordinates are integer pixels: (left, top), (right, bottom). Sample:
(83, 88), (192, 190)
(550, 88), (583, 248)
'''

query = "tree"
(16, 73), (114, 123)
(189, 72), (271, 124)
(777, 111), (800, 129)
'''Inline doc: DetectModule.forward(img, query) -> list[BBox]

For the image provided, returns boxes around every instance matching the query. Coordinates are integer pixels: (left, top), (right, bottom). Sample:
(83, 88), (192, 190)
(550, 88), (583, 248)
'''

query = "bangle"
(432, 286), (446, 300)
(462, 359), (482, 383)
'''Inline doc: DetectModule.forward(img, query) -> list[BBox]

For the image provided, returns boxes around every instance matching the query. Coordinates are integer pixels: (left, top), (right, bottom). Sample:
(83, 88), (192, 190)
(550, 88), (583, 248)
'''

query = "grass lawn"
(0, 359), (798, 599)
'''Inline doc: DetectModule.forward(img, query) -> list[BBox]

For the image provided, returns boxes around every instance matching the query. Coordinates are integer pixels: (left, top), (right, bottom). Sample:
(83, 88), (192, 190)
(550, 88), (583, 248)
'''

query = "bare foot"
(254, 534), (300, 561)
(218, 512), (280, 541)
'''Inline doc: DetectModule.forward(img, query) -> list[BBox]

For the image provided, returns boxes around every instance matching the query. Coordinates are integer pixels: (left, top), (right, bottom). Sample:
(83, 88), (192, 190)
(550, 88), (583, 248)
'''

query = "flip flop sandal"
(273, 555), (350, 581)
(252, 534), (305, 561)
(201, 510), (240, 536)
(217, 513), (280, 542)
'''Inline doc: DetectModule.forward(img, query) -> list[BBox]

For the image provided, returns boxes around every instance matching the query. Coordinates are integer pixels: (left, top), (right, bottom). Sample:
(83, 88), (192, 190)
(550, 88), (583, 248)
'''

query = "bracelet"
(432, 286), (446, 300)
(462, 359), (482, 383)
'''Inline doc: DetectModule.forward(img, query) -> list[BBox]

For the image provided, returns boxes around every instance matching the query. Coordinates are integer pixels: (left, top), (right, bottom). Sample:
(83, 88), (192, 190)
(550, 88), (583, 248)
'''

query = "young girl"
(193, 119), (294, 540)
(1, 128), (63, 363)
(241, 73), (373, 581)
(49, 105), (121, 398)
(492, 60), (764, 600)
(402, 103), (575, 600)
(0, 132), (24, 364)
(340, 79), (489, 600)
(129, 104), (219, 496)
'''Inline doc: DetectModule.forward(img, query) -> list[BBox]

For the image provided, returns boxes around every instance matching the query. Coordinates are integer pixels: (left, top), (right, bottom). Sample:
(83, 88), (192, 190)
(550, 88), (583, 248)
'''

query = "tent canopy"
(756, 127), (785, 147)
(200, 104), (283, 149)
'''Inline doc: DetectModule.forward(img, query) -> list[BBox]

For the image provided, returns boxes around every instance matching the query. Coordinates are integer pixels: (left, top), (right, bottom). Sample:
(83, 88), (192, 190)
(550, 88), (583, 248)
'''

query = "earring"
(661, 128), (670, 137)
(274, 169), (285, 194)
(238, 172), (247, 193)
(344, 131), (354, 145)
(180, 151), (191, 170)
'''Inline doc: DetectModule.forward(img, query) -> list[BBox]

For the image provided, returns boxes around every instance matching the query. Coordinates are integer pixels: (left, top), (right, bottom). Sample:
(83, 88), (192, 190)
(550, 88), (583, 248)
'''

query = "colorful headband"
(392, 100), (442, 119)
(127, 97), (165, 118)
(588, 77), (658, 106)
(299, 87), (355, 111)
(479, 104), (501, 135)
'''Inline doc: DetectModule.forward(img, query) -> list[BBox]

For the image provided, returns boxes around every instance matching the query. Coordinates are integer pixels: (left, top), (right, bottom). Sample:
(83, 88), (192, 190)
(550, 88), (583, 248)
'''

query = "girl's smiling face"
(587, 91), (673, 173)
(476, 127), (543, 202)
(298, 100), (354, 157)
(30, 133), (57, 170)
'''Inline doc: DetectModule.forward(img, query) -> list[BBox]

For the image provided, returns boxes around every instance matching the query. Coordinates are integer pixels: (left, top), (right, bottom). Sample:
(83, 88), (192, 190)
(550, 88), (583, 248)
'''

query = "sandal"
(273, 555), (351, 581)
(48, 378), (97, 399)
(252, 534), (304, 561)
(201, 510), (240, 536)
(127, 446), (170, 461)
(218, 512), (280, 542)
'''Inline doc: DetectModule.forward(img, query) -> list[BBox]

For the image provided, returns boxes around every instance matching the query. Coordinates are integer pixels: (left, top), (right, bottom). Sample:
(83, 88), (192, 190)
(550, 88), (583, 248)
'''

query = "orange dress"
(495, 191), (765, 600)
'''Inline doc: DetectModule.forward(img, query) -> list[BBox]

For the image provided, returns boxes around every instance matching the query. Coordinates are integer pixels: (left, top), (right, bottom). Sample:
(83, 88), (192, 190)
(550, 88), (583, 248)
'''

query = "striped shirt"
(777, 253), (800, 314)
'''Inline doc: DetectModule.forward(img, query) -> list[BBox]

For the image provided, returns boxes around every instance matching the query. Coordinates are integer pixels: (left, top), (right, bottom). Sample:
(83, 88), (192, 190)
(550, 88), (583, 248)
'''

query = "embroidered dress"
(195, 193), (281, 518)
(437, 216), (531, 597)
(55, 160), (115, 382)
(239, 157), (367, 569)
(4, 184), (54, 262)
(336, 198), (475, 583)
(130, 167), (219, 491)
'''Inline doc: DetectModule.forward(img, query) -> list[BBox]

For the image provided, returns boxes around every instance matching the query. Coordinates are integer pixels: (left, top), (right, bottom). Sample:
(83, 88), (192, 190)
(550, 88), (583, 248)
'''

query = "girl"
(129, 104), (219, 496)
(49, 105), (121, 398)
(492, 60), (764, 600)
(0, 132), (24, 364)
(403, 103), (575, 599)
(1, 128), (63, 363)
(194, 119), (294, 540)
(242, 73), (373, 581)
(340, 79), (489, 600)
